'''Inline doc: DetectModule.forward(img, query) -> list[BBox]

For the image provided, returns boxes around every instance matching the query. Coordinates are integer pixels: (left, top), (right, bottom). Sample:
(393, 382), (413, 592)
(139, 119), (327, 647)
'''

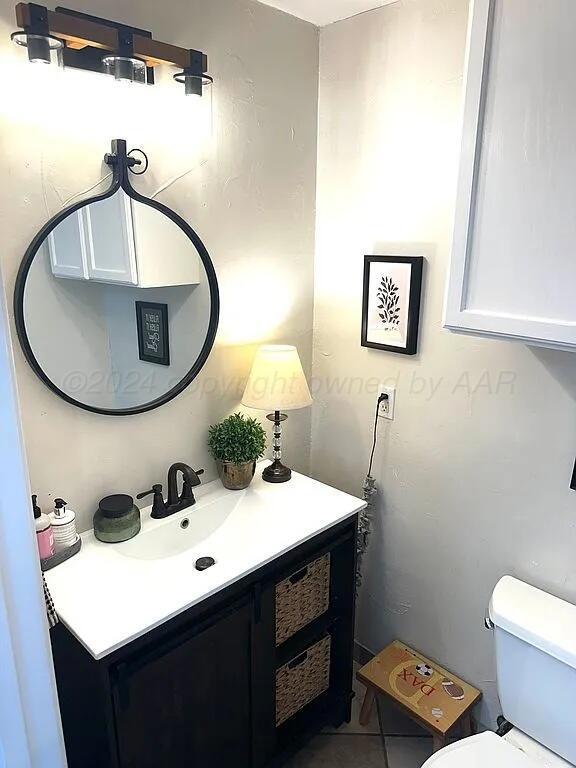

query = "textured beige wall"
(0, 0), (318, 532)
(313, 0), (576, 726)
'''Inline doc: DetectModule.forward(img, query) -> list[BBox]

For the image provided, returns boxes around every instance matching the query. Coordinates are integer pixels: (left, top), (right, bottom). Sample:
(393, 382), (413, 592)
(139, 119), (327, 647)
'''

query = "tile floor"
(286, 666), (434, 768)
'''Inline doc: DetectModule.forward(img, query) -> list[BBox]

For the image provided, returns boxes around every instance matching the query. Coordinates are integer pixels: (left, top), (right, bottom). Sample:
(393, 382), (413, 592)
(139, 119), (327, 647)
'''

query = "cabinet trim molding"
(444, 0), (494, 327)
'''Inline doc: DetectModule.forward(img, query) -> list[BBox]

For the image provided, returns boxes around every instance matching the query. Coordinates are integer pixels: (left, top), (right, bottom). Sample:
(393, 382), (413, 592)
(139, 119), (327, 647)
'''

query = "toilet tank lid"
(489, 576), (576, 670)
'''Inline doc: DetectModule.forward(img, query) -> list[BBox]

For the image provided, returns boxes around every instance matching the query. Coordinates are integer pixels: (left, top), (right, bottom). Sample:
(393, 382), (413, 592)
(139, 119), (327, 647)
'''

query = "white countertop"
(46, 466), (365, 660)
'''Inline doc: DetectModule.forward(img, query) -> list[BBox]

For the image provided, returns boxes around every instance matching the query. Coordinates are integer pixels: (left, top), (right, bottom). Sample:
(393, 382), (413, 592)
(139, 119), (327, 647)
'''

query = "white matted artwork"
(361, 256), (424, 355)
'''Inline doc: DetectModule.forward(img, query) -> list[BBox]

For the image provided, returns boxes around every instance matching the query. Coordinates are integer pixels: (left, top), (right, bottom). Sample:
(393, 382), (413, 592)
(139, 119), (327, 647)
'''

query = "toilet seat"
(422, 731), (574, 768)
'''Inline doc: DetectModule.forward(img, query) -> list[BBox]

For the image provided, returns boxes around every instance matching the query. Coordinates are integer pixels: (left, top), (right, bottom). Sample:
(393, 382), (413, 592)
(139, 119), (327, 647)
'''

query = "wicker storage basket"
(275, 553), (330, 646)
(275, 635), (331, 726)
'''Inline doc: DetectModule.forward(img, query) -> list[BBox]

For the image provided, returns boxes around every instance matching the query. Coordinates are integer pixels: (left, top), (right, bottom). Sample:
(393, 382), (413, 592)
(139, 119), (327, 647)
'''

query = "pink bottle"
(32, 495), (54, 560)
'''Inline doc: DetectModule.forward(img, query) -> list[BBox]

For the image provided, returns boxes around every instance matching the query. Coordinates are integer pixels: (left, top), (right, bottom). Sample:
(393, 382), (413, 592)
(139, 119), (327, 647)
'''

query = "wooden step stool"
(357, 641), (481, 752)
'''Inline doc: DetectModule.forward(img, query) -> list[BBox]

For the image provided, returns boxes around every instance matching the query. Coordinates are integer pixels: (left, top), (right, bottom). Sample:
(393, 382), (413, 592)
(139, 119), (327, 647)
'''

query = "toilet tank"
(489, 576), (576, 765)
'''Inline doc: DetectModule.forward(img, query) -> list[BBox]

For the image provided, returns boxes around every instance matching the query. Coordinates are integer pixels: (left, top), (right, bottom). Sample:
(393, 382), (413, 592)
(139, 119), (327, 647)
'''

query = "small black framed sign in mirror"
(136, 301), (170, 366)
(13, 139), (219, 416)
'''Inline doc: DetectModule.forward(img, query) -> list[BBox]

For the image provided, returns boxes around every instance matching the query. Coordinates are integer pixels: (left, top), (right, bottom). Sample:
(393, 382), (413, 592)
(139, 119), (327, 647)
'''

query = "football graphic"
(442, 678), (465, 700)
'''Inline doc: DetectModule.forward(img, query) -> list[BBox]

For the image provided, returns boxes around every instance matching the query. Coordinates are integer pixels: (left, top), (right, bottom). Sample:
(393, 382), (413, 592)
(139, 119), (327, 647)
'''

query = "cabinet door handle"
(289, 566), (308, 585)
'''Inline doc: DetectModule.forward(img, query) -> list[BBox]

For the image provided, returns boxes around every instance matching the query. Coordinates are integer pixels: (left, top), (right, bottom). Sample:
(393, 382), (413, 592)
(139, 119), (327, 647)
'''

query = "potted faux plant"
(208, 412), (267, 490)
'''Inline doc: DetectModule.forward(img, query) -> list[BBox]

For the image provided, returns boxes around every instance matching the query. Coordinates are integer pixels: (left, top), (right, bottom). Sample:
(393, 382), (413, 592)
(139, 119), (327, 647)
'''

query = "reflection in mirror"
(22, 191), (213, 412)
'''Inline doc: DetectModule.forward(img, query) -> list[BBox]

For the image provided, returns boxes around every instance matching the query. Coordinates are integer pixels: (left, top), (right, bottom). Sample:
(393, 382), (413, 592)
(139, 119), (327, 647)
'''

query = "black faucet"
(167, 463), (204, 510)
(137, 463), (204, 519)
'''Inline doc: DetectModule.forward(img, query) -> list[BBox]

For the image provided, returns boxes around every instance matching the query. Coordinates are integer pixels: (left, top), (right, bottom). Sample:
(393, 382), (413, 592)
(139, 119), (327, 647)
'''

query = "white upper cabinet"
(48, 211), (89, 280)
(48, 191), (200, 289)
(444, 0), (576, 351)
(84, 192), (138, 286)
(131, 200), (200, 288)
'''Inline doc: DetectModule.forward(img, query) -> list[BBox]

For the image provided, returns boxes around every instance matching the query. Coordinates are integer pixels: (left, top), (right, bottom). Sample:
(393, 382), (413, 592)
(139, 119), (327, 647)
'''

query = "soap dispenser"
(32, 495), (54, 559)
(50, 498), (78, 552)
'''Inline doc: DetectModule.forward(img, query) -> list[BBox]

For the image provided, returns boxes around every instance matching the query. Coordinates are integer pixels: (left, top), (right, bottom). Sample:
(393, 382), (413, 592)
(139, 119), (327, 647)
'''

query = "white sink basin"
(115, 493), (242, 561)
(45, 465), (365, 659)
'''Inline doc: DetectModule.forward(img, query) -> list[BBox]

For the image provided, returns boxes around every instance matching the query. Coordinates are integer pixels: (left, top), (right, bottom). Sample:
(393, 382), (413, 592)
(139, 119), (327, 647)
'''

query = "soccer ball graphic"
(415, 663), (434, 678)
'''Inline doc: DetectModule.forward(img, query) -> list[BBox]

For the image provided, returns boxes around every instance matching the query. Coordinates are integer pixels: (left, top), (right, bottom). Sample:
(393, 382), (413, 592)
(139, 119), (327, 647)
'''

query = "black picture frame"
(361, 255), (424, 355)
(13, 139), (219, 416)
(136, 301), (170, 366)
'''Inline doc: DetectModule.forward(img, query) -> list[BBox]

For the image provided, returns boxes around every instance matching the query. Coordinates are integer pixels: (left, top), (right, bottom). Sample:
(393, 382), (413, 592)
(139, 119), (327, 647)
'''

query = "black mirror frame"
(13, 138), (220, 416)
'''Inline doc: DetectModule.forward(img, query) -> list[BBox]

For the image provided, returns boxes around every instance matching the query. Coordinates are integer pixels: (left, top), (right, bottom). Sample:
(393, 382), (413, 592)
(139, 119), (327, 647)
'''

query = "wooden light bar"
(16, 3), (118, 52)
(131, 35), (189, 69)
(13, 2), (208, 75)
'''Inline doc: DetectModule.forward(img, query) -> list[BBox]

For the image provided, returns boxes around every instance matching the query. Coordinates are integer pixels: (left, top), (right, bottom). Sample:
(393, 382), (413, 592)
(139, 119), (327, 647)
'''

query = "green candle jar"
(94, 494), (141, 543)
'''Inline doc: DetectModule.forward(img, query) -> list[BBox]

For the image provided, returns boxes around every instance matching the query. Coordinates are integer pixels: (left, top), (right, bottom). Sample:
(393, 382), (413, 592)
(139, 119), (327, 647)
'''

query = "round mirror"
(14, 146), (219, 415)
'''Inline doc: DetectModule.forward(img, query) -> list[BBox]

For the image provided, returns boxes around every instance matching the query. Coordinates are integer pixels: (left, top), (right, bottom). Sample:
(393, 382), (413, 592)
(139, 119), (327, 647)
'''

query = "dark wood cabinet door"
(112, 597), (252, 768)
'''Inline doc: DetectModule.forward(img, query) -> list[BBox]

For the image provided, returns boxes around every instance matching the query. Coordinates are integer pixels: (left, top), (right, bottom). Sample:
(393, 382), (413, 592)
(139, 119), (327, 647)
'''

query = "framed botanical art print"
(361, 256), (424, 355)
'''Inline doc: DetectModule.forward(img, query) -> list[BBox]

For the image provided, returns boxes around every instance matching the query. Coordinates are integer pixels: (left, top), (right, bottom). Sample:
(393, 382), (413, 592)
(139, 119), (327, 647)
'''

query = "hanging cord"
(367, 393), (387, 478)
(149, 158), (208, 199)
(357, 392), (387, 593)
(60, 172), (114, 209)
(54, 151), (207, 207)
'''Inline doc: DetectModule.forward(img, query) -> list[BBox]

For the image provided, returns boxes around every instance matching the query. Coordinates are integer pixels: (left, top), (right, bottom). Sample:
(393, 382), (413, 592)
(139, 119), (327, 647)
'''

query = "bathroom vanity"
(46, 468), (364, 768)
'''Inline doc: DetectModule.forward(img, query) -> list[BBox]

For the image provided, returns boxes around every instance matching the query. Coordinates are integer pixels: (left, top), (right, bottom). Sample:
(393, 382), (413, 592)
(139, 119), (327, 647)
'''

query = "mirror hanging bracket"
(104, 139), (149, 188)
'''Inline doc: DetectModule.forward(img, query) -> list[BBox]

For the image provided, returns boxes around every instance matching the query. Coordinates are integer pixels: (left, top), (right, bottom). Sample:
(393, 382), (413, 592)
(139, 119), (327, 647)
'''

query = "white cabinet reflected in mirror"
(15, 140), (219, 415)
(48, 192), (200, 288)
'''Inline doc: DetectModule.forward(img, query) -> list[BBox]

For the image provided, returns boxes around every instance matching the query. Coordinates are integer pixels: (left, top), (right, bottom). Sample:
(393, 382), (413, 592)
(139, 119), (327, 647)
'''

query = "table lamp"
(242, 345), (313, 483)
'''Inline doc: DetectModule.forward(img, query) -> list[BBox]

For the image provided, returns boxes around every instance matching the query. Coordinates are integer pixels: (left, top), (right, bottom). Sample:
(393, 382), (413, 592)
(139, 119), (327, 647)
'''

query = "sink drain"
(195, 556), (215, 571)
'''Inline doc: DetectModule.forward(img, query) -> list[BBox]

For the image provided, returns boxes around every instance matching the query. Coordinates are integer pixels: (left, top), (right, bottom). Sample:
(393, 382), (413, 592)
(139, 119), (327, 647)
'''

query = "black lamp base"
(262, 459), (292, 483)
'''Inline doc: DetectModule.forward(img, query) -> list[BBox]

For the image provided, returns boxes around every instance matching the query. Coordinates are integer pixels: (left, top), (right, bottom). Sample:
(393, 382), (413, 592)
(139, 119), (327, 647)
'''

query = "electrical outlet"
(378, 385), (396, 420)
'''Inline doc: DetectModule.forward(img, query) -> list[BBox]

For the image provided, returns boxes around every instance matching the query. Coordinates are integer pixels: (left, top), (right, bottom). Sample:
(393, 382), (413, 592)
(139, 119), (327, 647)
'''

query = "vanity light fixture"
(11, 3), (213, 94)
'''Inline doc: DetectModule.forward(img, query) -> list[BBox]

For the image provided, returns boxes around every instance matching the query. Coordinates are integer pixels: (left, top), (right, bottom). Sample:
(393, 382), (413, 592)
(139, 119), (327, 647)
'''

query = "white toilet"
(423, 576), (576, 767)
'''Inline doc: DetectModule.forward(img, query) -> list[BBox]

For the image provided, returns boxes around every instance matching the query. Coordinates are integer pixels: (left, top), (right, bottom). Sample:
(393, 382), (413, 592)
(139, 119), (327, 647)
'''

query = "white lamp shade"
(242, 345), (313, 411)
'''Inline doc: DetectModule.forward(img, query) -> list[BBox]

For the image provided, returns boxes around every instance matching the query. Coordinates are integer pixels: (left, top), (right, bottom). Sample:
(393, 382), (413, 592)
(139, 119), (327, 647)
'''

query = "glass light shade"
(242, 345), (313, 411)
(11, 31), (63, 65)
(102, 55), (146, 84)
(173, 71), (213, 97)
